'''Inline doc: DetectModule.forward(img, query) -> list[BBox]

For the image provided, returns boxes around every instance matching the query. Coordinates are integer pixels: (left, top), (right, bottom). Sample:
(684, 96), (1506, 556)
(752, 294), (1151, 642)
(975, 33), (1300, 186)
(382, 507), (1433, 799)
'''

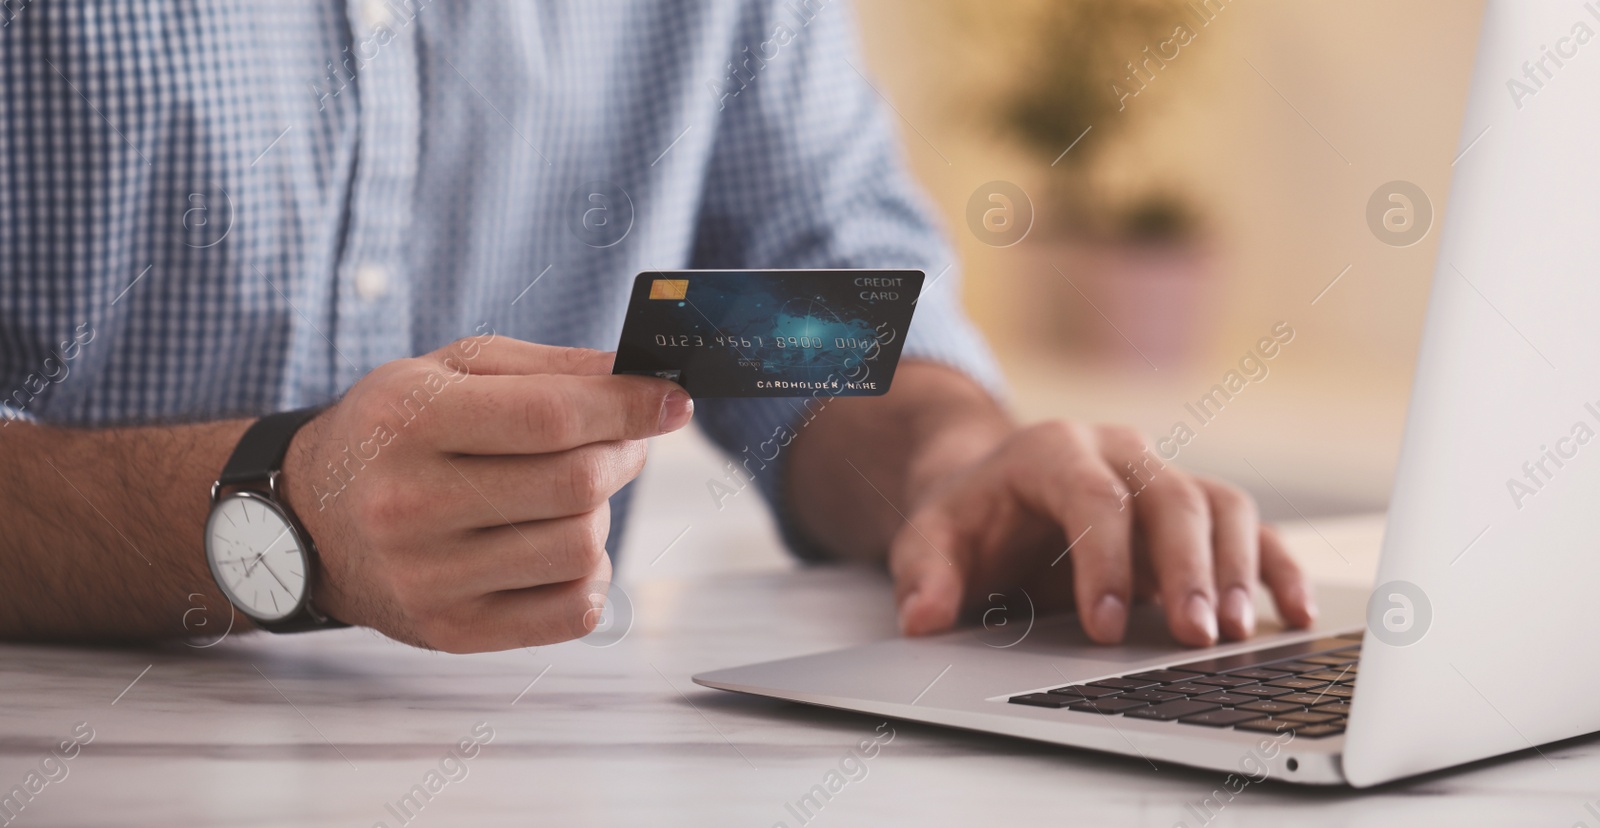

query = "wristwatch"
(204, 407), (348, 633)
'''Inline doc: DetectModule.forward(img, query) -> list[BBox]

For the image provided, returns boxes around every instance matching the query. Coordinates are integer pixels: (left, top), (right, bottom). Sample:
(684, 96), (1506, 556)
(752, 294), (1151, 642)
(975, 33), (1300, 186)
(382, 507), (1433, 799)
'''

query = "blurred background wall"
(853, 0), (1486, 518)
(622, 0), (1488, 573)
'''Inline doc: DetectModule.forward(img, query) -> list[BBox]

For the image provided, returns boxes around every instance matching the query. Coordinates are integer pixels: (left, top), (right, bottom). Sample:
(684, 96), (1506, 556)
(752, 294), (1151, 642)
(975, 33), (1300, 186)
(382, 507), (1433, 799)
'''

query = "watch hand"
(243, 526), (294, 576)
(255, 556), (294, 595)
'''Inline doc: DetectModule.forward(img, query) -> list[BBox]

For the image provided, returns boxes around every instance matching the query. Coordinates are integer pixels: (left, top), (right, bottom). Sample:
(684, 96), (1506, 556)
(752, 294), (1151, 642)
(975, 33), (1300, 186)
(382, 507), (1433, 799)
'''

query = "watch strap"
(217, 407), (324, 488)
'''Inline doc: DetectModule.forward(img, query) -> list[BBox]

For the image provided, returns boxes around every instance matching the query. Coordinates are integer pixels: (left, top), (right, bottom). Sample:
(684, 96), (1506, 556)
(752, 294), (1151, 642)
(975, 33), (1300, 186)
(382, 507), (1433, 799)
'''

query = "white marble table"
(5, 486), (1599, 827)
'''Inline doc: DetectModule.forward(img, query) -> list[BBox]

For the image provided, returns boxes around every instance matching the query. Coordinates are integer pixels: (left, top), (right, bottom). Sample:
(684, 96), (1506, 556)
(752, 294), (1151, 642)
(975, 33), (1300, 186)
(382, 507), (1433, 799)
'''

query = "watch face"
(205, 492), (310, 622)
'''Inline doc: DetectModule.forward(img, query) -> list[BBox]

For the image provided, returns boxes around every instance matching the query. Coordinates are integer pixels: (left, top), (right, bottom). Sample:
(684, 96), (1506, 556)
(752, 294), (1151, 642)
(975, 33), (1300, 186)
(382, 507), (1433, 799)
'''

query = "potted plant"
(955, 0), (1214, 367)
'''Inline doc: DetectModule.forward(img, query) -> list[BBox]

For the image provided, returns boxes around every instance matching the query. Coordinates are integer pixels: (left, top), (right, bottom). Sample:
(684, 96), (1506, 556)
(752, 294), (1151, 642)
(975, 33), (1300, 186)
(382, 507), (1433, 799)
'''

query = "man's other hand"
(889, 422), (1317, 647)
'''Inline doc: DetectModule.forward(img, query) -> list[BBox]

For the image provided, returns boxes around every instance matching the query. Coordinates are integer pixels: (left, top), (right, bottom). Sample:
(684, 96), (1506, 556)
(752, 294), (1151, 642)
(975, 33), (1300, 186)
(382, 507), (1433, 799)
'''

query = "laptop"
(694, 0), (1600, 786)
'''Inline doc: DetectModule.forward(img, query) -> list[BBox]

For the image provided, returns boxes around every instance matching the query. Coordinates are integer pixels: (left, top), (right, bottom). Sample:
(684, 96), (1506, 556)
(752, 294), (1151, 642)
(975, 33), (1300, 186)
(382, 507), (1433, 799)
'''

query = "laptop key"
(1193, 675), (1258, 688)
(1316, 685), (1356, 699)
(1122, 700), (1221, 721)
(1228, 668), (1293, 681)
(1263, 661), (1324, 673)
(1299, 670), (1357, 683)
(1119, 689), (1185, 703)
(1069, 697), (1152, 714)
(1293, 723), (1346, 738)
(1179, 708), (1267, 727)
(1171, 638), (1356, 675)
(1239, 700), (1307, 714)
(1088, 678), (1162, 691)
(1048, 685), (1124, 698)
(1301, 654), (1358, 666)
(1313, 702), (1352, 715)
(1274, 693), (1333, 706)
(1229, 685), (1293, 698)
(1264, 677), (1331, 690)
(1278, 710), (1341, 724)
(1010, 693), (1075, 708)
(1126, 670), (1206, 684)
(1161, 683), (1219, 696)
(1194, 691), (1256, 706)
(1234, 718), (1298, 734)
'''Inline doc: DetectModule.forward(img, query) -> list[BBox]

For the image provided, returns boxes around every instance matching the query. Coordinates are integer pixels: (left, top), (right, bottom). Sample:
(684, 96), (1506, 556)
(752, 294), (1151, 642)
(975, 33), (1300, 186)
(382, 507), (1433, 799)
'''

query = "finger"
(1123, 447), (1218, 647)
(444, 441), (646, 526)
(1198, 478), (1260, 641)
(458, 506), (611, 593)
(431, 373), (693, 454)
(1005, 423), (1136, 644)
(439, 548), (614, 653)
(888, 516), (965, 637)
(428, 336), (616, 377)
(1259, 524), (1316, 628)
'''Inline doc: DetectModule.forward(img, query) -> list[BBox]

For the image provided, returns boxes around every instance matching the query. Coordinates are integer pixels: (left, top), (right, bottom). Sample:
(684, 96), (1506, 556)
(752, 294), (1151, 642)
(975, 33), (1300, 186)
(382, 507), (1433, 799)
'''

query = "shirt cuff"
(692, 288), (1008, 563)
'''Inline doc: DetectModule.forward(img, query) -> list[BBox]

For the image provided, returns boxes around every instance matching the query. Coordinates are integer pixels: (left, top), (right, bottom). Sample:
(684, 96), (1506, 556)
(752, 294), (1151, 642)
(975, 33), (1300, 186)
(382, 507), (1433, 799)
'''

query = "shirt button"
(360, 0), (393, 30)
(355, 264), (390, 300)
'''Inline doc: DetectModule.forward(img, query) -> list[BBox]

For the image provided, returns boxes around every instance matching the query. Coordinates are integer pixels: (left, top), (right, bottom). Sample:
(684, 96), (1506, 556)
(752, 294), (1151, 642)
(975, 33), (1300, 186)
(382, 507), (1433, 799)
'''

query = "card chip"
(650, 279), (689, 300)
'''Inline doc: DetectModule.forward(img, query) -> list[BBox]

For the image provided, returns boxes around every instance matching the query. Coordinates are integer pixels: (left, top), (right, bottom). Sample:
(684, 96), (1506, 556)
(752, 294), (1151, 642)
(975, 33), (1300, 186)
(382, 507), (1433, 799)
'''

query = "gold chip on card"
(649, 279), (689, 300)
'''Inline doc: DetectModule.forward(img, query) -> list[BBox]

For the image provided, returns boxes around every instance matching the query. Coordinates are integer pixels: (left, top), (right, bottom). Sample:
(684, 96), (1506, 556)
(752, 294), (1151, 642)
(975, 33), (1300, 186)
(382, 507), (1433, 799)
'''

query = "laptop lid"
(1343, 0), (1600, 787)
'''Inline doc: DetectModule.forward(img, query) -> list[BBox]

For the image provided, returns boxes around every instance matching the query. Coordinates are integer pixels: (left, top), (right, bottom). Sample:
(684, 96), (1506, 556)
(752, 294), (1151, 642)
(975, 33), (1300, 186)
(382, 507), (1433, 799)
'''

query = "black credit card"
(612, 269), (924, 397)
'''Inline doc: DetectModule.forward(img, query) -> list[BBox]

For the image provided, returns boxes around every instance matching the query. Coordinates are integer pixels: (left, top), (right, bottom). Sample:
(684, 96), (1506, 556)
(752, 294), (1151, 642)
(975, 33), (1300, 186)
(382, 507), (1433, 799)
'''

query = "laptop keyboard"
(1008, 635), (1361, 739)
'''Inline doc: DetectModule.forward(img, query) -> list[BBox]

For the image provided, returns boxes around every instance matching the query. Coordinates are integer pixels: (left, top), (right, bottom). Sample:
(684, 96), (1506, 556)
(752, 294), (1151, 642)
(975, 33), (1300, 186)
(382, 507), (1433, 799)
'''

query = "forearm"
(787, 360), (1013, 561)
(0, 419), (251, 640)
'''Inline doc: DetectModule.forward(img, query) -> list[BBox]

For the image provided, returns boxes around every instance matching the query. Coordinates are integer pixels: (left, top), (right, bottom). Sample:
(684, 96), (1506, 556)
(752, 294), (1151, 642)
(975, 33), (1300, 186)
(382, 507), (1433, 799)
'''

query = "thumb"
(888, 521), (964, 637)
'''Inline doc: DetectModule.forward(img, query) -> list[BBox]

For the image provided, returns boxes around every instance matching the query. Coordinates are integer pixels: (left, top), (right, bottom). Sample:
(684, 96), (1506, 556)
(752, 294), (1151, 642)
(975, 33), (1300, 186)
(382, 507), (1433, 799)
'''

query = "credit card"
(612, 269), (924, 398)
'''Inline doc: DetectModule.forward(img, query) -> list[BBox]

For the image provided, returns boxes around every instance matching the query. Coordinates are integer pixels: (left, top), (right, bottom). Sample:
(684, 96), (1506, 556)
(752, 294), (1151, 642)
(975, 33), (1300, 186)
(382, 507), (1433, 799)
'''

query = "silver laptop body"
(695, 0), (1600, 786)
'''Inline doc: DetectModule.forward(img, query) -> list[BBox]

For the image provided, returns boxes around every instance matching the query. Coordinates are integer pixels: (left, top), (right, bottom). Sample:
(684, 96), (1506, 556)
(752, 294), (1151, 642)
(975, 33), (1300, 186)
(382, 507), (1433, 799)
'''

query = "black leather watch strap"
(217, 407), (324, 489)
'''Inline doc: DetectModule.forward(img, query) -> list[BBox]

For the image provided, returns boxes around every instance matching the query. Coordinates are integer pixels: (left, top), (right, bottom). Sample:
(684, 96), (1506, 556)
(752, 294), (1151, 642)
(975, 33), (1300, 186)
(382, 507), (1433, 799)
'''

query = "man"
(0, 0), (1313, 652)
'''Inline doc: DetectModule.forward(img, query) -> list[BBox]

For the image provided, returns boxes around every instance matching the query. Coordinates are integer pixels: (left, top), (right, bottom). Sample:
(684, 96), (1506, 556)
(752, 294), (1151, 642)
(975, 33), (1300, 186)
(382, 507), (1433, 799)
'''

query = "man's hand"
(789, 361), (1316, 649)
(283, 337), (693, 653)
(890, 422), (1316, 647)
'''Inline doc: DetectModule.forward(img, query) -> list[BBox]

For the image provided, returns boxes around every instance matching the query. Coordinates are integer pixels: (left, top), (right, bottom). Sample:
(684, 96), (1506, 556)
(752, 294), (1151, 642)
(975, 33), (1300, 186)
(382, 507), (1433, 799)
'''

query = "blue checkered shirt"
(0, 0), (1001, 552)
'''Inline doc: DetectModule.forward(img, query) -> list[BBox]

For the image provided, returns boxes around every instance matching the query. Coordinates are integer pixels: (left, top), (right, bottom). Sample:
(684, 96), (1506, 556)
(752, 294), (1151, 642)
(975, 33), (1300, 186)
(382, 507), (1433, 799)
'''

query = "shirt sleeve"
(0, 404), (37, 426)
(688, 0), (1007, 560)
